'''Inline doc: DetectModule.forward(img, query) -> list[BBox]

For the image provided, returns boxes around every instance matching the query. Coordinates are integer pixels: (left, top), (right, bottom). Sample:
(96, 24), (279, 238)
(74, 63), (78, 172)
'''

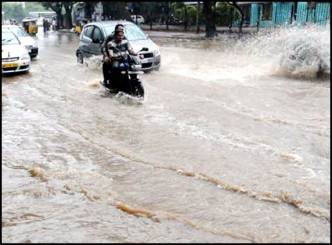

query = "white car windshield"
(124, 25), (147, 41)
(105, 24), (147, 41)
(9, 27), (30, 37)
(2, 31), (20, 45)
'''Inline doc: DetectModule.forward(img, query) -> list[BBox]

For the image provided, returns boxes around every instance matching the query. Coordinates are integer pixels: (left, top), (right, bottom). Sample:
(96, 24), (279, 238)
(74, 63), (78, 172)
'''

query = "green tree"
(41, 2), (63, 28)
(101, 1), (131, 20)
(203, 1), (217, 38)
(83, 1), (96, 20)
(227, 1), (244, 33)
(216, 2), (234, 26)
(63, 2), (74, 28)
(41, 2), (74, 29)
(25, 2), (47, 13)
(2, 3), (25, 22)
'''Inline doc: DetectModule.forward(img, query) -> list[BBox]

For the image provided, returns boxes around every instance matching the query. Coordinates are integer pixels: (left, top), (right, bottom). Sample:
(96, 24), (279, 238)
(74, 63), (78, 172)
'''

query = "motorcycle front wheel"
(133, 81), (144, 98)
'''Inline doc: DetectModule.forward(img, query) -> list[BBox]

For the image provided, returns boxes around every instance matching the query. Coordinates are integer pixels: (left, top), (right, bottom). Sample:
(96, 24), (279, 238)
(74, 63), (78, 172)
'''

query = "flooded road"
(2, 26), (330, 243)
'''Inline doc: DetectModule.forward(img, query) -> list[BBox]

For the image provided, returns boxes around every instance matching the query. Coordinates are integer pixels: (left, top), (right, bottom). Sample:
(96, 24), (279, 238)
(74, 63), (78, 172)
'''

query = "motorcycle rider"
(102, 26), (144, 88)
(101, 24), (126, 86)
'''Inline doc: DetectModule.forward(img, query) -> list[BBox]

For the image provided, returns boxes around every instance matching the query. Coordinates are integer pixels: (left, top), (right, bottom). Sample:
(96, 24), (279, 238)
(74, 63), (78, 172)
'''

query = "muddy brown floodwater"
(2, 26), (330, 243)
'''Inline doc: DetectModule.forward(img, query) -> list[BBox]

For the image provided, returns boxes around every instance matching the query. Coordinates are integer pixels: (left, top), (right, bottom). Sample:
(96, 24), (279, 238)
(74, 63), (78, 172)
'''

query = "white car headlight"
(21, 54), (31, 61)
(154, 48), (160, 56)
(25, 45), (33, 51)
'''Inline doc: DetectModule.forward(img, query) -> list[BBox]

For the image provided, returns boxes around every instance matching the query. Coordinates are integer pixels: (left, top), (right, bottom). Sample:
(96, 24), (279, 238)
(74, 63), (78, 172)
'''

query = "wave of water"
(234, 24), (330, 79)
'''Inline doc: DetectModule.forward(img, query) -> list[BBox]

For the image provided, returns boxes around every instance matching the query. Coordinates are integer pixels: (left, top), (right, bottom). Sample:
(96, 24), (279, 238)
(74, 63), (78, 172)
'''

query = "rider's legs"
(102, 61), (111, 86)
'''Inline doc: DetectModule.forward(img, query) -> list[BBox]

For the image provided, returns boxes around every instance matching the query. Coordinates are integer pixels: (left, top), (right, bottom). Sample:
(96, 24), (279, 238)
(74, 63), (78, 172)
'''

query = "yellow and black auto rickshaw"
(22, 18), (38, 35)
(74, 23), (82, 35)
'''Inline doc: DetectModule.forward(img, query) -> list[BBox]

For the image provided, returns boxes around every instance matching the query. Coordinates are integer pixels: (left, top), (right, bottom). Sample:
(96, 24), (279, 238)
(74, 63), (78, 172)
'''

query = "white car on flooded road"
(2, 30), (31, 74)
(2, 24), (39, 58)
(76, 21), (161, 71)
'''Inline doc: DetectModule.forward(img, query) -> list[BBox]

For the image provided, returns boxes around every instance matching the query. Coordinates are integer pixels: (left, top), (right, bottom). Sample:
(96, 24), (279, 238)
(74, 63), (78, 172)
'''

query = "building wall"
(296, 2), (330, 25)
(250, 3), (275, 28)
(273, 2), (293, 25)
(249, 2), (330, 27)
(250, 3), (259, 26)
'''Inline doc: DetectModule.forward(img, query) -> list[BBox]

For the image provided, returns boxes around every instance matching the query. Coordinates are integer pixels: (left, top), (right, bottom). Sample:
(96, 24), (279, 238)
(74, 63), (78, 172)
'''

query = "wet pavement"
(2, 27), (330, 243)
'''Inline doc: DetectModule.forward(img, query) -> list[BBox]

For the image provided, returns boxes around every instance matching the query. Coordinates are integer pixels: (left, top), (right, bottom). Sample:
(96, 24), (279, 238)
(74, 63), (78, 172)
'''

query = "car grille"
(143, 53), (153, 58)
(2, 57), (19, 62)
(142, 62), (153, 69)
(2, 67), (18, 71)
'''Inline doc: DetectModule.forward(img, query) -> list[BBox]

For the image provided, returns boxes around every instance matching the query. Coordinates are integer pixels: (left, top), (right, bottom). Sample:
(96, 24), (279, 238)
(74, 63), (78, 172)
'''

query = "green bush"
(2, 2), (47, 22)
(215, 2), (240, 26)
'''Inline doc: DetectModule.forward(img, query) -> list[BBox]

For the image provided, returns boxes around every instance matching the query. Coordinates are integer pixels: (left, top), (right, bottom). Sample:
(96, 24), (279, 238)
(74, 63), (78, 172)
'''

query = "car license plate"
(2, 63), (18, 68)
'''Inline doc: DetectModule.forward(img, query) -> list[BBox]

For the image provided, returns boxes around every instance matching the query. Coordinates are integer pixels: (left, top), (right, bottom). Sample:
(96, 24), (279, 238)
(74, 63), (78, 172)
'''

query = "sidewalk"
(140, 24), (258, 34)
(56, 25), (258, 40)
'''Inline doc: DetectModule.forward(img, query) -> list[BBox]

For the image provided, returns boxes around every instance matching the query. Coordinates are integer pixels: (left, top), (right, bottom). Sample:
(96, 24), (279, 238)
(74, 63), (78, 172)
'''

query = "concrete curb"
(56, 28), (256, 40)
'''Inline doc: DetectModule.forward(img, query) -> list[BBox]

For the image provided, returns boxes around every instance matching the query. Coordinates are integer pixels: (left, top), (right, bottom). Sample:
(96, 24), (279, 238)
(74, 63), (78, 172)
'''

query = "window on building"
(261, 3), (272, 21)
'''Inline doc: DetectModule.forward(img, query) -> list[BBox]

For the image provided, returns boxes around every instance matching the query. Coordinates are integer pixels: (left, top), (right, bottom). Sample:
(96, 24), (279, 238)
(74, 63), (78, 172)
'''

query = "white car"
(2, 30), (31, 74)
(131, 15), (144, 24)
(2, 25), (39, 58)
(76, 21), (160, 71)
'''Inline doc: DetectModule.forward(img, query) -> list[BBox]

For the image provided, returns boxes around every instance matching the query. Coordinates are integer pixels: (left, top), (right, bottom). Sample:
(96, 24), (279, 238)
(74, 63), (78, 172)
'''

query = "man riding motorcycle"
(101, 24), (125, 86)
(102, 24), (144, 85)
(102, 27), (144, 91)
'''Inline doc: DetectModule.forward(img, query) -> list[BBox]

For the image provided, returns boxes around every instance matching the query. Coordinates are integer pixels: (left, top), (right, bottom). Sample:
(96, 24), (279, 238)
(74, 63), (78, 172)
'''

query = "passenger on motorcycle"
(103, 28), (144, 88)
(107, 30), (137, 64)
(101, 24), (125, 86)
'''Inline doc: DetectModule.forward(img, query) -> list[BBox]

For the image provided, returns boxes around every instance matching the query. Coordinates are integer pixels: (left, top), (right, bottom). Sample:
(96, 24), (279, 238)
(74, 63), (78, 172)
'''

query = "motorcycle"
(101, 47), (148, 98)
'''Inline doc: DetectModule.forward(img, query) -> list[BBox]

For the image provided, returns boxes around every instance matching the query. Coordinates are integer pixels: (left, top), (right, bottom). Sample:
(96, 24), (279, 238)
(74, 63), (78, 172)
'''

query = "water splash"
(113, 92), (144, 105)
(236, 24), (330, 79)
(84, 55), (103, 70)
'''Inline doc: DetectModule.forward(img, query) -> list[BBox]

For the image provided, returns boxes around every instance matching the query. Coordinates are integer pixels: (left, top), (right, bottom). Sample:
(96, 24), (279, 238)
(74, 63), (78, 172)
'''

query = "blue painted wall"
(250, 3), (259, 26)
(248, 2), (330, 28)
(273, 2), (293, 25)
(295, 2), (330, 25)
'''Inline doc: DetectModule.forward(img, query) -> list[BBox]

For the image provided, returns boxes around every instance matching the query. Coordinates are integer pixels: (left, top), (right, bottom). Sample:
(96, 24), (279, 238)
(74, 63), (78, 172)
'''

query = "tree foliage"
(41, 2), (75, 28)
(101, 1), (131, 20)
(215, 2), (240, 26)
(2, 2), (47, 22)
(203, 1), (217, 37)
